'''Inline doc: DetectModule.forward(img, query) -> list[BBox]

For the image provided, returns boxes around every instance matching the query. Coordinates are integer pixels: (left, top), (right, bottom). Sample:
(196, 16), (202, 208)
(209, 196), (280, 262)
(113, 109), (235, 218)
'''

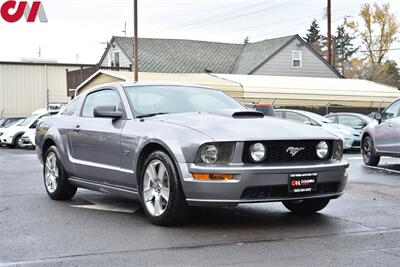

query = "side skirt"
(68, 177), (140, 200)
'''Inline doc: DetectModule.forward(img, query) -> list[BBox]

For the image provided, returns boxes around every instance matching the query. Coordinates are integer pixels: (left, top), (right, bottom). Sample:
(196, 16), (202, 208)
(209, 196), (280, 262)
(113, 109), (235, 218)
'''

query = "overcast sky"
(0, 0), (399, 64)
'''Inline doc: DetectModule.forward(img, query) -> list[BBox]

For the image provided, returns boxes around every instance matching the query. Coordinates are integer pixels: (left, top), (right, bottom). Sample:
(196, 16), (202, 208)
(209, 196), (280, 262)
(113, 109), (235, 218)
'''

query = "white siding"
(100, 42), (131, 68)
(0, 64), (81, 117)
(253, 39), (339, 78)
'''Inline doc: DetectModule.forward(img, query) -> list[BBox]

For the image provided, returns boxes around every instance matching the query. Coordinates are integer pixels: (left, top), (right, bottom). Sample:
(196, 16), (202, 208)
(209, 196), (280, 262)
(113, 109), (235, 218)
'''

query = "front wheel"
(139, 151), (190, 226)
(282, 198), (330, 214)
(13, 134), (24, 149)
(44, 146), (77, 200)
(362, 136), (380, 166)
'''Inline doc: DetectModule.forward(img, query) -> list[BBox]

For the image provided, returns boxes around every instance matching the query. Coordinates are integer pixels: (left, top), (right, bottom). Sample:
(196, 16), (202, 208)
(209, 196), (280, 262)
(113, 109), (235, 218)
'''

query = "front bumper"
(179, 160), (349, 207)
(0, 135), (13, 145)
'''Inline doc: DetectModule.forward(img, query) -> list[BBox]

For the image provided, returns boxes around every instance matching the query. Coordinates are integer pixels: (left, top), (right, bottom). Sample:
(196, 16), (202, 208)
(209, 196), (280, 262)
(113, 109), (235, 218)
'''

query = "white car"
(275, 109), (361, 150)
(20, 128), (36, 148)
(0, 109), (58, 148)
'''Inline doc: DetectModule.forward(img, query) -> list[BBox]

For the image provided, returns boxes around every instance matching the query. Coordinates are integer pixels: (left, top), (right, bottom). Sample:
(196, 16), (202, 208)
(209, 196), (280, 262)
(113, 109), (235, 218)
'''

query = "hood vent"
(232, 111), (264, 118)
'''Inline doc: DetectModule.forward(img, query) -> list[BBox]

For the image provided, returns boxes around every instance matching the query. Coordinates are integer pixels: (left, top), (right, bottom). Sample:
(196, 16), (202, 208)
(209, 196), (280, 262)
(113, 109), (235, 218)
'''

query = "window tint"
(286, 112), (311, 124)
(338, 115), (363, 128)
(82, 90), (122, 118)
(383, 100), (400, 120)
(62, 99), (79, 116)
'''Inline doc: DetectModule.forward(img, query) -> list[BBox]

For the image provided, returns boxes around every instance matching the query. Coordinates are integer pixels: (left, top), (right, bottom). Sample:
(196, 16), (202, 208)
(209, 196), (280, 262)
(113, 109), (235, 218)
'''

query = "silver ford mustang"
(36, 82), (349, 225)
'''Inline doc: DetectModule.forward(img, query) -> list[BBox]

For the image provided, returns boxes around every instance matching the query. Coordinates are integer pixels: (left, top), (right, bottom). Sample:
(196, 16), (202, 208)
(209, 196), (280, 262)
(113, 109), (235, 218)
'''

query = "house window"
(292, 51), (302, 68)
(111, 51), (120, 67)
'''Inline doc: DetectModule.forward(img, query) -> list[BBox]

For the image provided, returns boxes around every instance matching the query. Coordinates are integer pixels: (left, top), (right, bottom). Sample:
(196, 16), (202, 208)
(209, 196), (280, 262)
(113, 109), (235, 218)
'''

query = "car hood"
(323, 123), (359, 137)
(0, 126), (27, 135)
(153, 110), (337, 141)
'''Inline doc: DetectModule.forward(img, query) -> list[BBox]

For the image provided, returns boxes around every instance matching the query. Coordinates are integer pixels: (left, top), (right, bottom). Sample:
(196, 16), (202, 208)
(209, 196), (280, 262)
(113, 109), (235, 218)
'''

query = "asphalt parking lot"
(1, 148), (400, 266)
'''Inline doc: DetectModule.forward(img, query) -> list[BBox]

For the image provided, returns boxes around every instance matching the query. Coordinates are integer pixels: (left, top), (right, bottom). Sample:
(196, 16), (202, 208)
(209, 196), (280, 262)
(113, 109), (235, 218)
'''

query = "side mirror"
(374, 112), (382, 123)
(93, 105), (123, 119)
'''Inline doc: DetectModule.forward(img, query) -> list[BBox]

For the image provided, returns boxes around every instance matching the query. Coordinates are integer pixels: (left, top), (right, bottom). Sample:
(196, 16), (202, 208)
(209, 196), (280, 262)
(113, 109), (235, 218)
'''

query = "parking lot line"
(365, 165), (400, 174)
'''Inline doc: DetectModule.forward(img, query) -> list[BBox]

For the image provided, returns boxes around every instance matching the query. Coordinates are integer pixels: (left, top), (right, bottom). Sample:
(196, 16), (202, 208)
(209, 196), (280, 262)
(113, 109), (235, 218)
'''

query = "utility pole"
(122, 21), (127, 37)
(133, 0), (139, 81)
(327, 0), (332, 65)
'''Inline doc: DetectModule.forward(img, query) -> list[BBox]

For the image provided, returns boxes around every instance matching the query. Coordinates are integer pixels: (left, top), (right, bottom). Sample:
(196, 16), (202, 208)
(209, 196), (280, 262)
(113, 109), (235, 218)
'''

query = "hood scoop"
(232, 111), (264, 118)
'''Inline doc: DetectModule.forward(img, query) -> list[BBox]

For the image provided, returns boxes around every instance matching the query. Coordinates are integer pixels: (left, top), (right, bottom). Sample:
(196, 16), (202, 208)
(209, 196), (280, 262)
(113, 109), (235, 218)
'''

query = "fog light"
(250, 142), (266, 162)
(316, 141), (329, 159)
(192, 173), (233, 181)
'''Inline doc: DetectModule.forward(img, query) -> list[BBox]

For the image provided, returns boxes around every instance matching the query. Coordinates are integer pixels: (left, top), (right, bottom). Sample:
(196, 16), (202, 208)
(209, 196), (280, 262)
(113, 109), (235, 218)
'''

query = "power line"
(168, 0), (295, 31)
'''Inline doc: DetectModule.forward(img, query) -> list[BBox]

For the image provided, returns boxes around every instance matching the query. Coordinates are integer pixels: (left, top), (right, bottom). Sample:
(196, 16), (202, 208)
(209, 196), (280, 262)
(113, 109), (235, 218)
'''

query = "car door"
(337, 115), (364, 131)
(70, 88), (126, 186)
(374, 100), (400, 153)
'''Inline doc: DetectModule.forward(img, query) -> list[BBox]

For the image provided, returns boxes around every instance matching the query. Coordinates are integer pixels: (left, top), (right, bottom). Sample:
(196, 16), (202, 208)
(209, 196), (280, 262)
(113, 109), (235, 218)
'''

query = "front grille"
(241, 182), (340, 200)
(242, 140), (333, 163)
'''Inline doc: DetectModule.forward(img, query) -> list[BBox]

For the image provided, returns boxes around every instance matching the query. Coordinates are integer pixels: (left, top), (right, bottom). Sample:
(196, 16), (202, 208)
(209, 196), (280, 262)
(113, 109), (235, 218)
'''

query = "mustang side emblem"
(286, 147), (305, 157)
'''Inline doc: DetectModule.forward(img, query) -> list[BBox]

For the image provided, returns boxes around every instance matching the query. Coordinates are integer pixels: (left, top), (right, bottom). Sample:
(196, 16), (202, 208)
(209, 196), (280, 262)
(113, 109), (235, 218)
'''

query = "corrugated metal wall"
(0, 63), (81, 117)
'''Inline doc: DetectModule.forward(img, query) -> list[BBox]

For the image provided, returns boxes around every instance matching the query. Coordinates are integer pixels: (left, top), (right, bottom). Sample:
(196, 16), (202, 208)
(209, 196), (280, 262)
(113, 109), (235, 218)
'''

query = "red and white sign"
(0, 1), (48, 23)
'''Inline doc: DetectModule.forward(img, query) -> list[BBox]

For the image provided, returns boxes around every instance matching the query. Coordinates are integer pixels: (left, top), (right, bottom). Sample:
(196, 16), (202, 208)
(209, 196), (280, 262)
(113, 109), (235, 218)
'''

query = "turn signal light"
(192, 173), (234, 181)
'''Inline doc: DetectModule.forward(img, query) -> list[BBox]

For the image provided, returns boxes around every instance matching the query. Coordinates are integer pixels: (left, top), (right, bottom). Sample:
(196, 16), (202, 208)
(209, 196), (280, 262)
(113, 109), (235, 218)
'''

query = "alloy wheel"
(44, 152), (59, 193)
(362, 137), (372, 162)
(142, 159), (170, 216)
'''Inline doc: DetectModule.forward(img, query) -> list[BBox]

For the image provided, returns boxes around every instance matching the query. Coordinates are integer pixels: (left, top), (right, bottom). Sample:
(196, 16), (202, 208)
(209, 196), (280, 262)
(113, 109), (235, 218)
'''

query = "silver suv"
(362, 98), (400, 166)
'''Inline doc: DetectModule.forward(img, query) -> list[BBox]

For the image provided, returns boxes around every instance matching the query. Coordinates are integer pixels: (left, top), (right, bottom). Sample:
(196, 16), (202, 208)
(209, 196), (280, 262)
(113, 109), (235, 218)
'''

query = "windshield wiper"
(136, 112), (170, 119)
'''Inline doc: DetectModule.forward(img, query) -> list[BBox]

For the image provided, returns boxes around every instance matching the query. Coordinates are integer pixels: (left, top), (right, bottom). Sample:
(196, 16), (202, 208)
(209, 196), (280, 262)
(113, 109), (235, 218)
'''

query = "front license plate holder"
(288, 173), (318, 193)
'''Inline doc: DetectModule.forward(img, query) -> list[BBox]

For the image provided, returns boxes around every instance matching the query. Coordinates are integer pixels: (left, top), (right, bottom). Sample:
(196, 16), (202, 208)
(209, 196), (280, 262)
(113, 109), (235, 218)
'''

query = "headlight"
(332, 140), (343, 161)
(316, 141), (329, 159)
(200, 144), (218, 164)
(195, 143), (235, 164)
(249, 142), (266, 162)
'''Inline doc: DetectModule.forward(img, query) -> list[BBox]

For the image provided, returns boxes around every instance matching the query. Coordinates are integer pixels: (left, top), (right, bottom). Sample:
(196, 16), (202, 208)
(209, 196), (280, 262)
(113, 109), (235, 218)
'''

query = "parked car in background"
(36, 82), (348, 226)
(0, 117), (25, 128)
(275, 109), (361, 150)
(325, 113), (373, 134)
(21, 129), (36, 148)
(244, 103), (275, 116)
(362, 98), (400, 166)
(0, 109), (58, 148)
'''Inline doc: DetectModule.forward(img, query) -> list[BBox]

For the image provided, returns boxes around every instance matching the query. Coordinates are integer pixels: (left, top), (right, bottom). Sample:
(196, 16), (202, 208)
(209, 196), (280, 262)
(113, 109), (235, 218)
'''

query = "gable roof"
(99, 35), (341, 77)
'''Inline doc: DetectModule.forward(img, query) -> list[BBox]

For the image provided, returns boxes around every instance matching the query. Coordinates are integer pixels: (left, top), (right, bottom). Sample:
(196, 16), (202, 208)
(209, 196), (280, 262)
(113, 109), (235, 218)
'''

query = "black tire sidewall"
(43, 146), (77, 200)
(362, 136), (380, 166)
(139, 151), (188, 225)
(14, 134), (23, 148)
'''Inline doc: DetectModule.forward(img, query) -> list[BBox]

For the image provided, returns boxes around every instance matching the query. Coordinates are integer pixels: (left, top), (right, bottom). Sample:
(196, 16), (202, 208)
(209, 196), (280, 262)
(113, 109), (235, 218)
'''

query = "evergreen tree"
(334, 22), (358, 74)
(304, 19), (325, 55)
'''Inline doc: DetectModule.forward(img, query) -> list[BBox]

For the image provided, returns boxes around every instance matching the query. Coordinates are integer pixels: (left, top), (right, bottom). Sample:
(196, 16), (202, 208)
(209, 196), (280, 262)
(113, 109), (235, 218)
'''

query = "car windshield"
(125, 85), (245, 115)
(19, 115), (39, 127)
(5, 119), (24, 128)
(301, 111), (334, 124)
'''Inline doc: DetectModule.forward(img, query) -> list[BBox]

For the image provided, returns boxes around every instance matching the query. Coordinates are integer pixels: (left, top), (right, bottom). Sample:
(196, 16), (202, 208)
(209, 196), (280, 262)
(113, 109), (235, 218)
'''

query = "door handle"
(388, 122), (393, 127)
(73, 125), (81, 133)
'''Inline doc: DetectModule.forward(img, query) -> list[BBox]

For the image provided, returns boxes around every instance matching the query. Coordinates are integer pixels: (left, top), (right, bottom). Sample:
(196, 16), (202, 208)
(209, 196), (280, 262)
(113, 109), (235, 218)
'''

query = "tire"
(13, 134), (23, 149)
(362, 135), (380, 166)
(282, 198), (330, 214)
(43, 146), (77, 200)
(139, 151), (191, 226)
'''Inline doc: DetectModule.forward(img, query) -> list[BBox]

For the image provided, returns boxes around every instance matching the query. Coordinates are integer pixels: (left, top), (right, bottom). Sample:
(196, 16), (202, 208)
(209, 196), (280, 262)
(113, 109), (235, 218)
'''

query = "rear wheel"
(13, 134), (23, 149)
(139, 151), (190, 226)
(44, 146), (77, 200)
(282, 198), (330, 214)
(362, 136), (380, 166)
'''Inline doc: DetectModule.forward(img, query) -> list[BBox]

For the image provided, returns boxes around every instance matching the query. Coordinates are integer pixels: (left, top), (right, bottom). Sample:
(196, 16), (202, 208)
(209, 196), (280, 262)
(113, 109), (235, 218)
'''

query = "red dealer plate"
(288, 173), (318, 193)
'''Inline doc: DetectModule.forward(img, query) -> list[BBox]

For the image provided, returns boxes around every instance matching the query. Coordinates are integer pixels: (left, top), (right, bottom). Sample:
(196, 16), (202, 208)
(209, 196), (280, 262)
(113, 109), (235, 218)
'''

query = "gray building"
(99, 35), (341, 78)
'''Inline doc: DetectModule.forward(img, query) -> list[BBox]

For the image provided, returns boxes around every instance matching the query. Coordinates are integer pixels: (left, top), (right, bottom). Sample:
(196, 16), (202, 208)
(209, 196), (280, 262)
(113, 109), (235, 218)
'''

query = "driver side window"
(383, 100), (400, 120)
(82, 89), (122, 118)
